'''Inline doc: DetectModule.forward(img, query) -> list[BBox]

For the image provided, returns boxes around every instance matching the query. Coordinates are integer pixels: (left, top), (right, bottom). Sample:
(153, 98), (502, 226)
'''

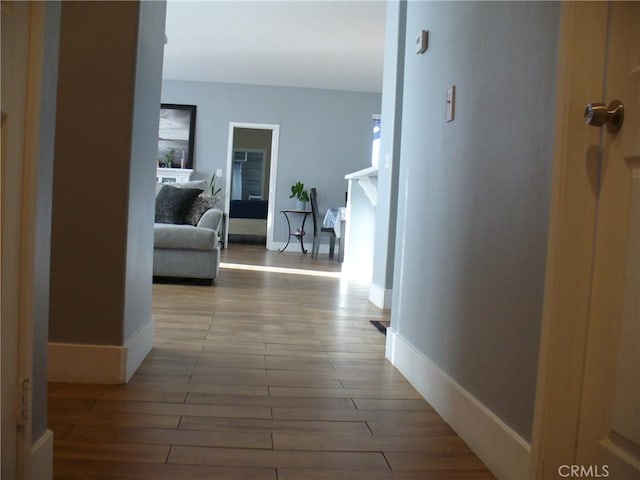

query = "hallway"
(48, 245), (494, 479)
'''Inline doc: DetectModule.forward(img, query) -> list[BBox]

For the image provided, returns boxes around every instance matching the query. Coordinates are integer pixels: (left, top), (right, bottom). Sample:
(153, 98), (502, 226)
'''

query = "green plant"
(209, 175), (222, 197)
(164, 148), (176, 166)
(289, 181), (309, 202)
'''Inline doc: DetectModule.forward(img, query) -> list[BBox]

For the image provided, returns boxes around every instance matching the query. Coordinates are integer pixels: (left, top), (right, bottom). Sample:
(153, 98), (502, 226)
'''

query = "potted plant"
(164, 148), (176, 168)
(289, 181), (310, 210)
(209, 175), (222, 197)
(206, 174), (223, 208)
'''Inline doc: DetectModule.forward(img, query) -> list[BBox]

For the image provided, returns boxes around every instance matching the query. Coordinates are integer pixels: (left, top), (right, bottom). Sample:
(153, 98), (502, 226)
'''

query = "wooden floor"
(49, 244), (495, 479)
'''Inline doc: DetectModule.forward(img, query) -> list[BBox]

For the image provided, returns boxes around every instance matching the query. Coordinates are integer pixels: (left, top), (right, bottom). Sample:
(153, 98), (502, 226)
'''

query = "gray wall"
(51, 1), (165, 351)
(124, 0), (166, 341)
(161, 80), (381, 242)
(32, 0), (61, 443)
(390, 1), (559, 440)
(51, 1), (137, 345)
(371, 0), (406, 298)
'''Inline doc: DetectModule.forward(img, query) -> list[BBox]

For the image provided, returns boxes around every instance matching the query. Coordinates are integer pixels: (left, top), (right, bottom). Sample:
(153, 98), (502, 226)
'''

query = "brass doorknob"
(584, 99), (624, 133)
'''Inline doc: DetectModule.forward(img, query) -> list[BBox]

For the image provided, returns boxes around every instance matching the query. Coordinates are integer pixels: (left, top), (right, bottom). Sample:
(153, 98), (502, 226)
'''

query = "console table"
(279, 209), (312, 253)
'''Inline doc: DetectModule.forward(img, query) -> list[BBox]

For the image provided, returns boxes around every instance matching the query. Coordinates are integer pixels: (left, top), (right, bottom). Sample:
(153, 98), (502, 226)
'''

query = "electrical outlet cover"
(416, 30), (428, 54)
(446, 86), (455, 122)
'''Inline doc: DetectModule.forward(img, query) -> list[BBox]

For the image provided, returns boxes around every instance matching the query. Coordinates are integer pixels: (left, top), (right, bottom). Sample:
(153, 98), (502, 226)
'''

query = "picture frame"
(157, 104), (196, 169)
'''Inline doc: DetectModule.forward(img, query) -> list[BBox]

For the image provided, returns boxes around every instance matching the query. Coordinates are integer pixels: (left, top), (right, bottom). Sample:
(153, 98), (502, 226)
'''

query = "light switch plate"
(446, 86), (455, 122)
(416, 30), (428, 54)
(216, 169), (223, 177)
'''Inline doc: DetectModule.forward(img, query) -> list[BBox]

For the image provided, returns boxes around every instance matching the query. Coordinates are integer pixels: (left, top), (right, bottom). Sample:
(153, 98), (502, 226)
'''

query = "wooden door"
(1, 2), (49, 477)
(575, 2), (640, 477)
(2, 4), (29, 477)
(531, 2), (639, 478)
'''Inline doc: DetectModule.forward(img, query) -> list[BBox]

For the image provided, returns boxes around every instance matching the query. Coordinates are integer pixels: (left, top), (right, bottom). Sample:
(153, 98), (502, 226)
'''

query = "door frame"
(224, 122), (280, 250)
(2, 2), (54, 478)
(529, 3), (611, 478)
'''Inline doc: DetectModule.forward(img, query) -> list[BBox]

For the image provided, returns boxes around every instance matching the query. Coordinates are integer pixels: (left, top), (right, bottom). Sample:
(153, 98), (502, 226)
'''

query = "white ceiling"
(162, 0), (387, 93)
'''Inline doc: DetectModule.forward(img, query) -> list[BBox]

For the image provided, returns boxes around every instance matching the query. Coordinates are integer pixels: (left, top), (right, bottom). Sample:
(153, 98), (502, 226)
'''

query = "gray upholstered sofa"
(153, 207), (223, 283)
(153, 179), (223, 283)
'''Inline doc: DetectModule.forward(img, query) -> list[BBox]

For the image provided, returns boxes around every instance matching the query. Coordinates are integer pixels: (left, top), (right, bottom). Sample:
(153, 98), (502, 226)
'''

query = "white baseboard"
(125, 318), (154, 382)
(30, 429), (53, 480)
(48, 342), (125, 383)
(368, 283), (392, 309)
(385, 328), (530, 480)
(48, 318), (153, 384)
(268, 241), (287, 251)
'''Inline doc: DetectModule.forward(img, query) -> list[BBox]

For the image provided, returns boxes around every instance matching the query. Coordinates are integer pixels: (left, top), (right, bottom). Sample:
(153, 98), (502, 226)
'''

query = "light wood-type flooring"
(49, 243), (495, 479)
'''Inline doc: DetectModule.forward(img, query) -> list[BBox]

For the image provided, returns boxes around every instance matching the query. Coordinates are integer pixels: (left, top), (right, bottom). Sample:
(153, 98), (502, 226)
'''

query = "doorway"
(224, 123), (280, 250)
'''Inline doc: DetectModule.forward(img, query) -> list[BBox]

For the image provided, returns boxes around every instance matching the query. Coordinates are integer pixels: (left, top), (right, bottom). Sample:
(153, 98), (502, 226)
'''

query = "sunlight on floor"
(220, 262), (342, 278)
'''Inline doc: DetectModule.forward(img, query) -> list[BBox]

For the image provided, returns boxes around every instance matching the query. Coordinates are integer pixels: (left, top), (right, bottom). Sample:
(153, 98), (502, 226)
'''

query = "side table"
(280, 209), (312, 253)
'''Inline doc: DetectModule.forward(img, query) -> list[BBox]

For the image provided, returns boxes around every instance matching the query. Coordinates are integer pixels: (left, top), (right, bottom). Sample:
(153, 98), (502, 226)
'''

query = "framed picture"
(157, 104), (196, 169)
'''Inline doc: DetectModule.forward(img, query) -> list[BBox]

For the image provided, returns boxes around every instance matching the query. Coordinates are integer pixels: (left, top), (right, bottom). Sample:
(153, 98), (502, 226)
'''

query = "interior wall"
(124, 0), (166, 342)
(390, 1), (560, 441)
(161, 80), (381, 242)
(371, 0), (406, 303)
(31, 0), (61, 444)
(50, 1), (138, 345)
(50, 0), (165, 365)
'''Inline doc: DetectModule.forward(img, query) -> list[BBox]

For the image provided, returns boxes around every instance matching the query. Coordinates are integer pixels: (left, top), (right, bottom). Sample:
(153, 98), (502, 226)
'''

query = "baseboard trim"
(125, 318), (154, 382)
(48, 318), (154, 384)
(30, 429), (53, 480)
(48, 342), (125, 383)
(385, 328), (530, 480)
(268, 241), (287, 252)
(368, 283), (392, 309)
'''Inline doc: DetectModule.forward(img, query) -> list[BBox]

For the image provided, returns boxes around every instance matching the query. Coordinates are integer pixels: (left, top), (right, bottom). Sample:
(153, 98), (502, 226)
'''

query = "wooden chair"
(310, 187), (337, 259)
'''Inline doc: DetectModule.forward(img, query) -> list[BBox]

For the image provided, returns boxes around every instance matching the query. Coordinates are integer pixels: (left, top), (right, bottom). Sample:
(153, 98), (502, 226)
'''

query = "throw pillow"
(155, 185), (202, 224)
(183, 194), (220, 226)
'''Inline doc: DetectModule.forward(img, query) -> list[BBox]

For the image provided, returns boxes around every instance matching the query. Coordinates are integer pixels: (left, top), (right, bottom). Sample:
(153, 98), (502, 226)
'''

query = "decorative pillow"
(155, 185), (203, 224)
(183, 194), (220, 226)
